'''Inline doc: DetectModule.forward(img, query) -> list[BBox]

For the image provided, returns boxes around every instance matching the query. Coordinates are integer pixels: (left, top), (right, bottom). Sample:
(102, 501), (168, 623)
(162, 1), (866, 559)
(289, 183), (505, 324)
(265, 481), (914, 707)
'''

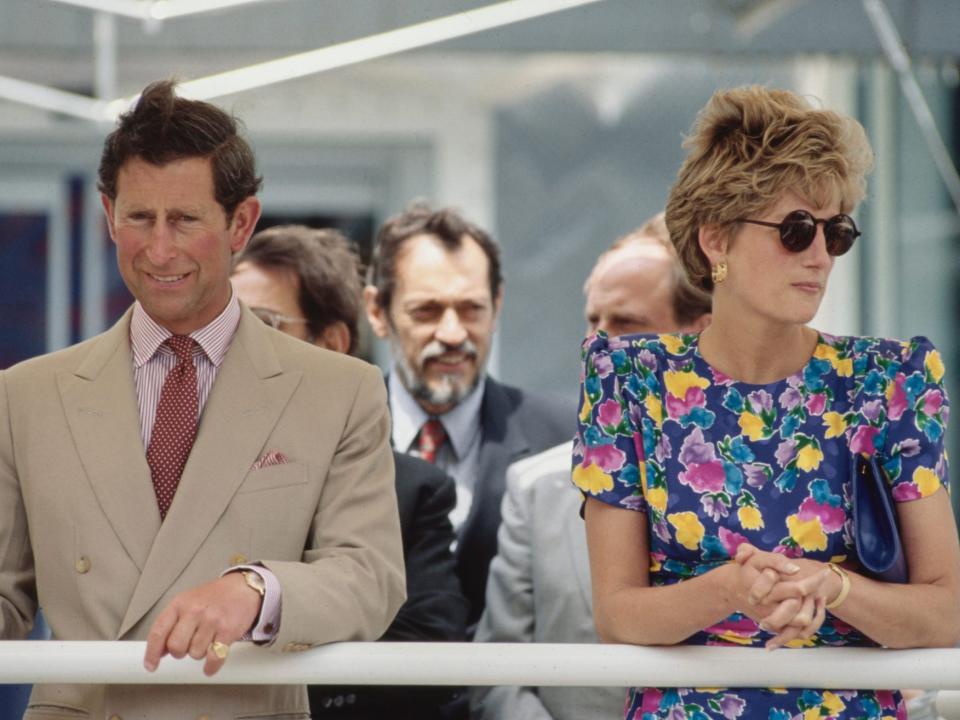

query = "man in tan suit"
(0, 81), (405, 719)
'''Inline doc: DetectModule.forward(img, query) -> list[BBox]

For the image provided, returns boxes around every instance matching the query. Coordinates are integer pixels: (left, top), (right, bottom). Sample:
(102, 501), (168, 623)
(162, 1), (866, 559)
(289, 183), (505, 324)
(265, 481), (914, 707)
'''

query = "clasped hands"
(142, 571), (263, 676)
(730, 543), (840, 650)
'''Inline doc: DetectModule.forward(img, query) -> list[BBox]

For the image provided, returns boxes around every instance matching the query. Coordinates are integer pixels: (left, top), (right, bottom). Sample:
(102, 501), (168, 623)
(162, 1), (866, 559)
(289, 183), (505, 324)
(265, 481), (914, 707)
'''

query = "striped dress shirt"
(129, 295), (280, 642)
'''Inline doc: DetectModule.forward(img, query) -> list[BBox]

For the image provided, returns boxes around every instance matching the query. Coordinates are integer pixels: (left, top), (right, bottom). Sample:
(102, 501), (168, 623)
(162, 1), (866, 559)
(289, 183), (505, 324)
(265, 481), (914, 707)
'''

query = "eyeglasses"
(250, 306), (309, 330)
(734, 209), (861, 256)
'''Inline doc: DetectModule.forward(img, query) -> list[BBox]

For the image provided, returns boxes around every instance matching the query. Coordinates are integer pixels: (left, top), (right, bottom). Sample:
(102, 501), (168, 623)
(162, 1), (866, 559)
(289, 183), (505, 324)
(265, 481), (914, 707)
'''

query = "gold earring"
(711, 259), (728, 285)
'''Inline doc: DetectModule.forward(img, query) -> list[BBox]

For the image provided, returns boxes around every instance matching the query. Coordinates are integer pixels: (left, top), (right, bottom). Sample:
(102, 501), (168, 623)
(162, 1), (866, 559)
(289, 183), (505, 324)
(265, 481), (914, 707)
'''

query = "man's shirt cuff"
(222, 564), (281, 643)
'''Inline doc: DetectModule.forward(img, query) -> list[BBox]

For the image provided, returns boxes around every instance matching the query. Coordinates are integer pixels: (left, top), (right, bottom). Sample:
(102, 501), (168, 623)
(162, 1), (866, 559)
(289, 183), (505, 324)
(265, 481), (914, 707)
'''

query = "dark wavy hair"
(98, 80), (262, 219)
(367, 203), (502, 312)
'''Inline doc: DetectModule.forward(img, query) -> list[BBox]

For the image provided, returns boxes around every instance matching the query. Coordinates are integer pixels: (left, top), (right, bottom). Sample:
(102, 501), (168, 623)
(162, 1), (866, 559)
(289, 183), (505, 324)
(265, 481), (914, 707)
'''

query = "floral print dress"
(573, 331), (949, 720)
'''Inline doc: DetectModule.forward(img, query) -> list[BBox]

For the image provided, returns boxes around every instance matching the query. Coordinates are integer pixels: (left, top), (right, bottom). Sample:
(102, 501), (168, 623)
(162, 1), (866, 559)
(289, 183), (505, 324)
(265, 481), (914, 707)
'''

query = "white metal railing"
(0, 642), (959, 693)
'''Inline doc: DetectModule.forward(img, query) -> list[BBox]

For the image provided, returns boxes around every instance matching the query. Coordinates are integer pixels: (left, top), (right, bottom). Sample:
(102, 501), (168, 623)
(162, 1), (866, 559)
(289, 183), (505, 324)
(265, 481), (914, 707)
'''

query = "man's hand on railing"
(143, 572), (263, 676)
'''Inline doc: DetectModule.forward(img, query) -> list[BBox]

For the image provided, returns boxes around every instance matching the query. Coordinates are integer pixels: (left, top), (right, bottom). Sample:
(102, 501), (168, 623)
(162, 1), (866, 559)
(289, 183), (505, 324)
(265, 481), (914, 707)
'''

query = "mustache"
(419, 339), (478, 364)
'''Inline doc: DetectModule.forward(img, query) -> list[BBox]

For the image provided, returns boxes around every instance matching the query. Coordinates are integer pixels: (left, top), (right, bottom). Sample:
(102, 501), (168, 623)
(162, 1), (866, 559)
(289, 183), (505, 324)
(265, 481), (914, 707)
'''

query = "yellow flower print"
(785, 636), (817, 649)
(712, 632), (754, 646)
(660, 334), (685, 355)
(663, 370), (710, 400)
(814, 344), (839, 363)
(645, 394), (663, 426)
(786, 514), (827, 552)
(668, 511), (705, 550)
(814, 344), (852, 376)
(803, 706), (821, 720)
(822, 691), (847, 717)
(649, 556), (662, 573)
(738, 412), (765, 441)
(913, 466), (941, 497)
(572, 464), (614, 494)
(822, 412), (847, 439)
(738, 505), (764, 530)
(646, 485), (667, 513)
(796, 444), (824, 472)
(926, 350), (945, 383)
(578, 388), (592, 424)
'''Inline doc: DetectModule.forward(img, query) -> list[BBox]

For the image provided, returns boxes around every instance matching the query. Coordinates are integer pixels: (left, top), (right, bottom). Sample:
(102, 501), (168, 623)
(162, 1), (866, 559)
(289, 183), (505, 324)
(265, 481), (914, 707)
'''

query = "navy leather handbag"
(851, 453), (908, 583)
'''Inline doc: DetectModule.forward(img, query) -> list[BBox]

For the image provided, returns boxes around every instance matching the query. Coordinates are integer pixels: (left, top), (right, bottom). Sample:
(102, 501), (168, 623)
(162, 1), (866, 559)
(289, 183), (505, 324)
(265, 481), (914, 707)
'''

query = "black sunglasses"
(734, 209), (861, 256)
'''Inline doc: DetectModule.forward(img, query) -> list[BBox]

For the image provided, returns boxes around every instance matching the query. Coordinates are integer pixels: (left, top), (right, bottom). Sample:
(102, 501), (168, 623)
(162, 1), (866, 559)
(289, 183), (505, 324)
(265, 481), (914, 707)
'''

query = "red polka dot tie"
(146, 336), (198, 520)
(416, 418), (447, 465)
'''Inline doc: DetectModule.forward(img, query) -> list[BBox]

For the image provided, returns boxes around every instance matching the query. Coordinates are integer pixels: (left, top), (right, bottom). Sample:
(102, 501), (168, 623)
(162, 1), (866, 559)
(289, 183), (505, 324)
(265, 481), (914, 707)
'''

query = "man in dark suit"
(232, 224), (468, 718)
(363, 205), (572, 626)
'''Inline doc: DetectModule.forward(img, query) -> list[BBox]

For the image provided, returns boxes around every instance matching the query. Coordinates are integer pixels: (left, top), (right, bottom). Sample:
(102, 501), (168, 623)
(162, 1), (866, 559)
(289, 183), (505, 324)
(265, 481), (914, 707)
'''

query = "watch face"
(244, 571), (266, 596)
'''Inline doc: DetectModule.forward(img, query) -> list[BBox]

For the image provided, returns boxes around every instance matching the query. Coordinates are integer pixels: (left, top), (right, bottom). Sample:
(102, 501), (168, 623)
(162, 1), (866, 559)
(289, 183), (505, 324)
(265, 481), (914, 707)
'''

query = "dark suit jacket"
(309, 452), (468, 718)
(454, 378), (574, 626)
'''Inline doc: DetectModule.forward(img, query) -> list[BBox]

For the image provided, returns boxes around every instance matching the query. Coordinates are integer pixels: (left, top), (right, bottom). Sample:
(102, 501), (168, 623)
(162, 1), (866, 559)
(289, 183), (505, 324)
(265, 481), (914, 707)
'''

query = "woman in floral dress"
(574, 86), (960, 720)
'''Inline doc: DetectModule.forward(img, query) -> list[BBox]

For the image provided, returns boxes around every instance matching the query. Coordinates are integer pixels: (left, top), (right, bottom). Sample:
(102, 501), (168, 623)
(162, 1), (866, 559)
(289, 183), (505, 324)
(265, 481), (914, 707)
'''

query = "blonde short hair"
(665, 86), (874, 292)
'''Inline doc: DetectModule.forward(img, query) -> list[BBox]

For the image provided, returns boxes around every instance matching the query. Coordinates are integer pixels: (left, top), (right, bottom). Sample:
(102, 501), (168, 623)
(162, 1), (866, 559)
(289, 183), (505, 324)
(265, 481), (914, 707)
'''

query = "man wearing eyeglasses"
(0, 81), (404, 718)
(232, 224), (470, 718)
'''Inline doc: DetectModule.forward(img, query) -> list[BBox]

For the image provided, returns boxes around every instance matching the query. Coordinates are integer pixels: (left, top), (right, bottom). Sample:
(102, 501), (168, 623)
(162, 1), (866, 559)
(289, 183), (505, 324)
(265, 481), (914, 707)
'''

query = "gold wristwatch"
(241, 570), (266, 599)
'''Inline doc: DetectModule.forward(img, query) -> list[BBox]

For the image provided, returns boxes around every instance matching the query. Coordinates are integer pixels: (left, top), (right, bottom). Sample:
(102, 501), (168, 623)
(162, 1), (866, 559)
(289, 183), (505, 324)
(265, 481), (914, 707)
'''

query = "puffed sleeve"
(880, 336), (950, 502)
(572, 331), (660, 512)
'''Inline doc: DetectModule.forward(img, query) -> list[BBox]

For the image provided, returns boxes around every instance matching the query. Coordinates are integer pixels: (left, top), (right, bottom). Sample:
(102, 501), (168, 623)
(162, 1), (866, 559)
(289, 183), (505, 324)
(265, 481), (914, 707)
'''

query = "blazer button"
(75, 557), (91, 574)
(346, 693), (356, 705)
(230, 553), (247, 565)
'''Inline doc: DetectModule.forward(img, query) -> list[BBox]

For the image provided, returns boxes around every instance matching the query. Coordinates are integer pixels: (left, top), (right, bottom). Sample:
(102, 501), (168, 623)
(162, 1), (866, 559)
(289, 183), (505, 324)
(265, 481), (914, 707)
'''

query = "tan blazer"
(0, 306), (406, 719)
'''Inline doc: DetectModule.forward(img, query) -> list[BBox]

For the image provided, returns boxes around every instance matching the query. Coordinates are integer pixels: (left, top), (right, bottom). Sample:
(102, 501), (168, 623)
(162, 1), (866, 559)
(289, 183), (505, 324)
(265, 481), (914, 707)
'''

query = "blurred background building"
(0, 0), (957, 714)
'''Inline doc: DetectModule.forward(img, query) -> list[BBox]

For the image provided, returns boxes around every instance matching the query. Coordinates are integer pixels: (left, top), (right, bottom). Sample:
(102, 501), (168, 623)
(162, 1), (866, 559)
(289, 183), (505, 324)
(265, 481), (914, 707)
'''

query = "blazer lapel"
(119, 309), (302, 636)
(58, 309), (160, 573)
(464, 379), (532, 535)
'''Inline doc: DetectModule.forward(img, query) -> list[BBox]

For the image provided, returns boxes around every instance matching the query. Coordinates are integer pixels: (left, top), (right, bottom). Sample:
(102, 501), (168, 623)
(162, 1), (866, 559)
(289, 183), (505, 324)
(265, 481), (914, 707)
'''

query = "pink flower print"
(849, 425), (880, 456)
(582, 444), (626, 473)
(703, 615), (759, 638)
(608, 335), (630, 351)
(773, 544), (803, 558)
(597, 399), (623, 428)
(804, 392), (827, 416)
(641, 689), (663, 716)
(887, 373), (907, 421)
(666, 386), (707, 420)
(875, 690), (896, 710)
(678, 426), (716, 465)
(861, 399), (883, 422)
(679, 460), (726, 493)
(893, 483), (921, 501)
(719, 526), (749, 557)
(922, 389), (944, 416)
(779, 387), (802, 410)
(711, 367), (736, 386)
(797, 497), (846, 532)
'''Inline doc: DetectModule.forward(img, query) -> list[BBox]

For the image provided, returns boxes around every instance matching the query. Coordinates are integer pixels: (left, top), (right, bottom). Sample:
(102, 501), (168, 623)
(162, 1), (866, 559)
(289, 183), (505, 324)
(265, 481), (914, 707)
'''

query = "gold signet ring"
(209, 641), (230, 660)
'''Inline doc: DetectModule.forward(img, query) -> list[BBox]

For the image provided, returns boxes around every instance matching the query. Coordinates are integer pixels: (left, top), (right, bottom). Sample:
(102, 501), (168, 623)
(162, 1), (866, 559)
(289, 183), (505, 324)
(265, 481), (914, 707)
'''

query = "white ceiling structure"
(2, 0), (956, 208)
